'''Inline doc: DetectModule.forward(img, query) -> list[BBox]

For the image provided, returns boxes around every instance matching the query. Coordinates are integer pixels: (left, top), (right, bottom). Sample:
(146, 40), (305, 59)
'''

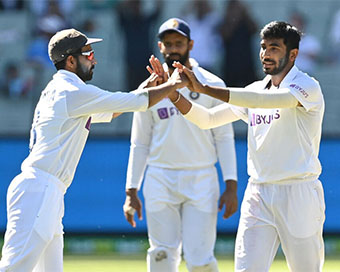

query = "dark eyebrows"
(269, 42), (281, 47)
(261, 42), (281, 48)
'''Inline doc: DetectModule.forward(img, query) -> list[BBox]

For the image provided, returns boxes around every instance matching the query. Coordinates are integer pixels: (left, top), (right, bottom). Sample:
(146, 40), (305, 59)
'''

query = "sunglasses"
(80, 50), (95, 61)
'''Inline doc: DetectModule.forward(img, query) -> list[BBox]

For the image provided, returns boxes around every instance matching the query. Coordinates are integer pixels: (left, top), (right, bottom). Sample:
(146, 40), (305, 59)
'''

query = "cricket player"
(151, 21), (325, 272)
(123, 18), (238, 272)
(0, 28), (187, 272)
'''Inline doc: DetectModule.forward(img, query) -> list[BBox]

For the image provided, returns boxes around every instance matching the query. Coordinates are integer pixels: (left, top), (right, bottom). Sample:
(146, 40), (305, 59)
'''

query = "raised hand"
(172, 61), (205, 93)
(138, 72), (162, 89)
(168, 68), (189, 89)
(146, 55), (168, 83)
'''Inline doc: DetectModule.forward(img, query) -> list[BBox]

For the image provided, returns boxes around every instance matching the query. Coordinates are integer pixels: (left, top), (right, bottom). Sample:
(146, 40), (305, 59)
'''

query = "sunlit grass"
(64, 254), (340, 272)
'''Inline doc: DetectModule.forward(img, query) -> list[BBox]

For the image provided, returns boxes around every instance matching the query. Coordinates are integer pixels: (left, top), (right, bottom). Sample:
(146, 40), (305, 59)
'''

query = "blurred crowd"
(0, 0), (339, 100)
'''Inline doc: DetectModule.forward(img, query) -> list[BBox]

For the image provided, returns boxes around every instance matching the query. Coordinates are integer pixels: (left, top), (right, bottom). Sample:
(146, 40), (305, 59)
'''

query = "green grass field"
(64, 254), (340, 272)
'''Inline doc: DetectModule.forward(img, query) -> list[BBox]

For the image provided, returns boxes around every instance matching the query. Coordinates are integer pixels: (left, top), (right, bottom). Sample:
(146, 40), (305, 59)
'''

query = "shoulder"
(294, 70), (321, 90)
(287, 69), (324, 111)
(195, 66), (226, 88)
(288, 70), (322, 100)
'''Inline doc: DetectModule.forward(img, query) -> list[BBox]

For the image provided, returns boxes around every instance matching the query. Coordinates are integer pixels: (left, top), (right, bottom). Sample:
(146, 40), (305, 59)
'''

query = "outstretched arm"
(145, 58), (240, 127)
(173, 62), (299, 109)
(173, 61), (231, 102)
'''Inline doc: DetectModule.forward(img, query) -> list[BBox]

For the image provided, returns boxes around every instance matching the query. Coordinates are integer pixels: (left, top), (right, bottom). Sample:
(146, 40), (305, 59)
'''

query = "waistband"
(148, 164), (216, 172)
(22, 167), (67, 194)
(249, 176), (320, 186)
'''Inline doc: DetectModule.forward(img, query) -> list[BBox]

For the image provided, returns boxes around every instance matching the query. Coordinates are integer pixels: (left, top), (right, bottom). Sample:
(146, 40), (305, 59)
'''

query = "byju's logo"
(250, 110), (280, 126)
(157, 107), (180, 120)
(289, 84), (309, 98)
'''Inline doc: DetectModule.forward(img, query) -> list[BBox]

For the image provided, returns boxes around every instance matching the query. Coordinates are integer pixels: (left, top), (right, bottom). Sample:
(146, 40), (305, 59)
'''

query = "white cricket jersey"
(231, 66), (324, 184)
(21, 69), (148, 188)
(126, 59), (237, 189)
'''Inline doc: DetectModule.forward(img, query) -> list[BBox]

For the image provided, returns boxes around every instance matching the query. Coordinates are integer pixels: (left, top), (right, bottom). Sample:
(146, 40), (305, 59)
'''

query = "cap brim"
(86, 38), (103, 45)
(158, 29), (188, 38)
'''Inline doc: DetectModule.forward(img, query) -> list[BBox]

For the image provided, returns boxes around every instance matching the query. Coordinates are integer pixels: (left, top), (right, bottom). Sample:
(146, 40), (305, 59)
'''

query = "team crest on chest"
(189, 92), (200, 100)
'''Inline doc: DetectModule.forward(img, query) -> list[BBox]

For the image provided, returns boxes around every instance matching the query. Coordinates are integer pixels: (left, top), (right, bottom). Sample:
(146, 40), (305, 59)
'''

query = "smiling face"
(158, 31), (193, 70)
(258, 21), (301, 85)
(259, 38), (291, 76)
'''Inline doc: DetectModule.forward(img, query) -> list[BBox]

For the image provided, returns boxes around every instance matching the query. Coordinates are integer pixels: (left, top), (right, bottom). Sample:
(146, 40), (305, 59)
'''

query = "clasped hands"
(143, 55), (204, 97)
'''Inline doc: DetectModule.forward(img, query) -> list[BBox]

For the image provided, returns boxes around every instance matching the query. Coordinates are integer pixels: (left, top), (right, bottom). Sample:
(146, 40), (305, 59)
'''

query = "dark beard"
(164, 50), (189, 69)
(263, 53), (290, 75)
(76, 57), (93, 82)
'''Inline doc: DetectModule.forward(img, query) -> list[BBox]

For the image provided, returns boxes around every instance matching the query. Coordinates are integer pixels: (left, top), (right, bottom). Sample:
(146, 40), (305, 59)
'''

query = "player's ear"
(290, 48), (298, 62)
(188, 39), (194, 51)
(65, 55), (77, 71)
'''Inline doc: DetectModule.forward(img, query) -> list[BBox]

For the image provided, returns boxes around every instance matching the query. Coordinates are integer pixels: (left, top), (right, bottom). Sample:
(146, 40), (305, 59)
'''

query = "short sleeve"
(287, 78), (323, 112)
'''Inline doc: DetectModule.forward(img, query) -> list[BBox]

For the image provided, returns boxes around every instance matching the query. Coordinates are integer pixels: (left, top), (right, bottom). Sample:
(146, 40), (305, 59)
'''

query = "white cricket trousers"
(143, 166), (220, 272)
(0, 167), (66, 272)
(235, 179), (325, 272)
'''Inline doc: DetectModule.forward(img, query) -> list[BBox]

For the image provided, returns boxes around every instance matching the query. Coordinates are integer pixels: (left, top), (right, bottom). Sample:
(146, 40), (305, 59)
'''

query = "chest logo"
(250, 110), (280, 126)
(157, 107), (180, 119)
(189, 92), (200, 100)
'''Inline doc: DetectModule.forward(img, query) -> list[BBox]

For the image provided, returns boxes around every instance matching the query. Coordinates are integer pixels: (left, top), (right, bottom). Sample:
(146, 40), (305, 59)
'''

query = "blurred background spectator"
(219, 0), (258, 87)
(0, 0), (24, 10)
(26, 0), (69, 70)
(329, 9), (340, 64)
(289, 11), (321, 75)
(28, 0), (75, 17)
(0, 62), (32, 98)
(116, 0), (162, 91)
(182, 0), (223, 74)
(79, 0), (117, 10)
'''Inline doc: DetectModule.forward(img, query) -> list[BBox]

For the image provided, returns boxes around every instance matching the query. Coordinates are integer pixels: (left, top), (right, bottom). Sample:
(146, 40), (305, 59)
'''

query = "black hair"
(54, 51), (81, 70)
(260, 21), (302, 52)
(54, 58), (67, 70)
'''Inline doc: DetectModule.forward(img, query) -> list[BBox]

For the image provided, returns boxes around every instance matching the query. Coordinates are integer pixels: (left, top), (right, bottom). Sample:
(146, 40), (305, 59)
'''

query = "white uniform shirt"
(232, 66), (324, 184)
(126, 59), (237, 189)
(21, 70), (148, 188)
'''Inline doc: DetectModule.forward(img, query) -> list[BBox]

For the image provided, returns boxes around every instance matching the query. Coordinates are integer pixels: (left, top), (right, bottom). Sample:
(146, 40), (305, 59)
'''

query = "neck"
(270, 63), (294, 87)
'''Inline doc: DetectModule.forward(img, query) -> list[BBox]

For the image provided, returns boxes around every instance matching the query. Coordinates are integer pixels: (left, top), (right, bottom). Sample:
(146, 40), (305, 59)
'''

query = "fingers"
(182, 66), (196, 81)
(172, 61), (184, 72)
(126, 214), (136, 227)
(172, 61), (193, 77)
(223, 205), (232, 219)
(123, 206), (136, 227)
(220, 202), (237, 219)
(149, 55), (168, 82)
(136, 206), (143, 220)
(146, 65), (153, 75)
(149, 55), (162, 76)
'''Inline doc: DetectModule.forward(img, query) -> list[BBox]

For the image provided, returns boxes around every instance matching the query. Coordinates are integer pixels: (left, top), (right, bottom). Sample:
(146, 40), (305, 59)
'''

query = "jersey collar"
(54, 69), (86, 85)
(263, 65), (299, 89)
